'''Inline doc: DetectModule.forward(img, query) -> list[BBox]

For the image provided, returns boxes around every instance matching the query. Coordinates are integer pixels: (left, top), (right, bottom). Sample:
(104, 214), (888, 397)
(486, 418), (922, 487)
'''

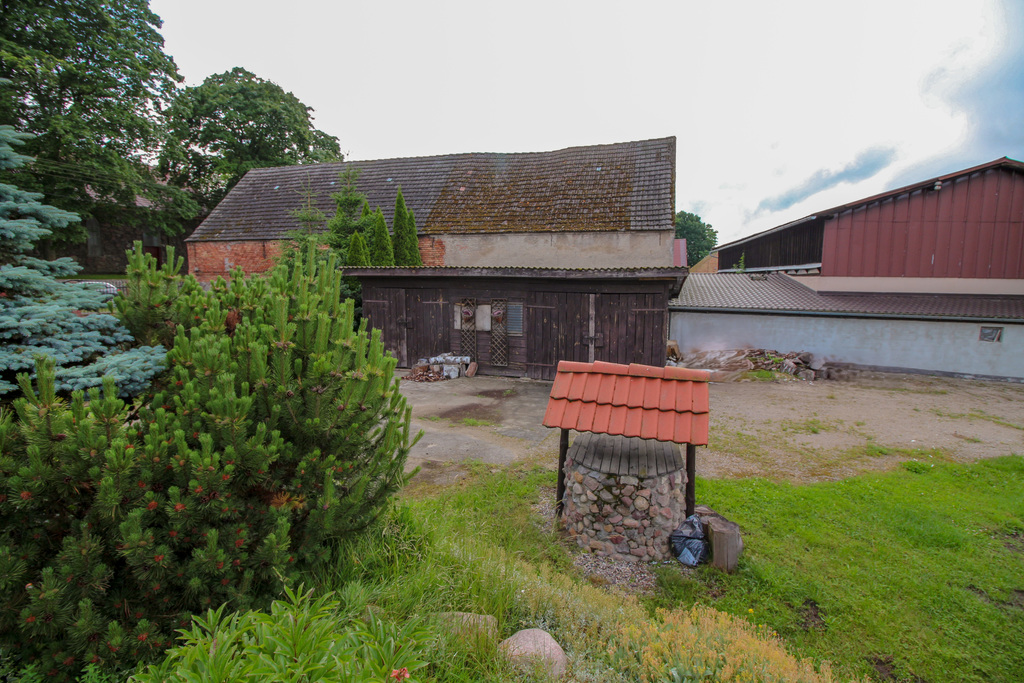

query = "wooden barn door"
(594, 292), (666, 366)
(362, 288), (407, 366)
(525, 292), (589, 380)
(405, 289), (450, 365)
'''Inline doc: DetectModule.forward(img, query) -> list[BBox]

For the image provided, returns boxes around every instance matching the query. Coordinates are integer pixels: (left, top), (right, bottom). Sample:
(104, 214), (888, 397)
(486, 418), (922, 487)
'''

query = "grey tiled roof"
(188, 137), (675, 242)
(670, 273), (1024, 321)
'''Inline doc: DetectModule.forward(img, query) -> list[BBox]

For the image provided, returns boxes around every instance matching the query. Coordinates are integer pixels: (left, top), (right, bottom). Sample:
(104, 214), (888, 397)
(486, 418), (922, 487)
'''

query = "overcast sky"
(151, 0), (1024, 245)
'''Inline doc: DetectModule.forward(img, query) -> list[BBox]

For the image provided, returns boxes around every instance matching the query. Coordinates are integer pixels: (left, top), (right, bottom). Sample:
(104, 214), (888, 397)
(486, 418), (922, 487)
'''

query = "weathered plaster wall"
(670, 310), (1024, 380)
(428, 231), (675, 267)
(187, 240), (283, 279)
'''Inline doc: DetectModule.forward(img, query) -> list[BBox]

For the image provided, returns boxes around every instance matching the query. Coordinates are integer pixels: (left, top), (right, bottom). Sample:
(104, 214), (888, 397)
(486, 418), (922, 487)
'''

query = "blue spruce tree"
(0, 125), (165, 396)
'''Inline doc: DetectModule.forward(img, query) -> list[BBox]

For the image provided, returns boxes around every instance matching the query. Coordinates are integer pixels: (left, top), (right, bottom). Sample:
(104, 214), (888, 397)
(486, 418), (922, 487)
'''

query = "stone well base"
(562, 457), (687, 562)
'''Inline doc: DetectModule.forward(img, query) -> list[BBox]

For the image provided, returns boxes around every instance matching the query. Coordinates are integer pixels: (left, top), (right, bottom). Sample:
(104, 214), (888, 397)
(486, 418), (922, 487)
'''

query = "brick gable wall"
(187, 240), (284, 280)
(417, 236), (446, 266)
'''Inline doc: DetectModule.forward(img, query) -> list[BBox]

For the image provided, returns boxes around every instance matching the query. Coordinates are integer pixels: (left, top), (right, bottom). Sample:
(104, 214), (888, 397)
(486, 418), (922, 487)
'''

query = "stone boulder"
(499, 628), (567, 680)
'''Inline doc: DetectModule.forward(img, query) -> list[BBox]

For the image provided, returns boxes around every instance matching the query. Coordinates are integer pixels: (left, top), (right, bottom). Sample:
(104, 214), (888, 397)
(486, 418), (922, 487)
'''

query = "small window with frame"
(507, 302), (524, 335)
(979, 326), (1003, 343)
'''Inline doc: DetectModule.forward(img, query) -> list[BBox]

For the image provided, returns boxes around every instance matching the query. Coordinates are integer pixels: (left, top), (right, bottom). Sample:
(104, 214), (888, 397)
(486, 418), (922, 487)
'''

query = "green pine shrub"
(0, 243), (419, 677)
(133, 586), (431, 683)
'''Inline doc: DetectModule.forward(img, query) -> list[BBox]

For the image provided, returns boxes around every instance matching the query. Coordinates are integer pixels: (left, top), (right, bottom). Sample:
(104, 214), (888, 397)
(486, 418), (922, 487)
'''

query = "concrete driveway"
(397, 373), (558, 485)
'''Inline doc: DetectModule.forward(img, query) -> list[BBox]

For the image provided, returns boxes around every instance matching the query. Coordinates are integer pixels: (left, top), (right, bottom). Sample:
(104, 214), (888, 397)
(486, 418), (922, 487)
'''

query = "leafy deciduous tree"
(159, 67), (342, 212)
(0, 2), (197, 240)
(674, 210), (718, 267)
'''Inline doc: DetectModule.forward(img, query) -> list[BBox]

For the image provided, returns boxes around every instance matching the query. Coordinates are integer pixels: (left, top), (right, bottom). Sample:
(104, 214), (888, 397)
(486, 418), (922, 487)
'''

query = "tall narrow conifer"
(392, 188), (422, 266)
(346, 231), (370, 267)
(366, 208), (395, 266)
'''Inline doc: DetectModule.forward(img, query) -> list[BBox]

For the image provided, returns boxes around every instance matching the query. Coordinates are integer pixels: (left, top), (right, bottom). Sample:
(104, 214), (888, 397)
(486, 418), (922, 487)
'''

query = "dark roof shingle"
(188, 137), (675, 242)
(671, 273), (1024, 321)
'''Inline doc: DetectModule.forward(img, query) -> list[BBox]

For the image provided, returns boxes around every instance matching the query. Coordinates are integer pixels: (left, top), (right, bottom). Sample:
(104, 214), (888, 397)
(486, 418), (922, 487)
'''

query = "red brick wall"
(418, 236), (446, 266)
(187, 240), (283, 280)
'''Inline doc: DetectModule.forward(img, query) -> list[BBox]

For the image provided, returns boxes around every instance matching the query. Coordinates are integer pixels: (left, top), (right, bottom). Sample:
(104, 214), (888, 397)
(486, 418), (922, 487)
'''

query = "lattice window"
(491, 299), (508, 367)
(460, 298), (477, 360)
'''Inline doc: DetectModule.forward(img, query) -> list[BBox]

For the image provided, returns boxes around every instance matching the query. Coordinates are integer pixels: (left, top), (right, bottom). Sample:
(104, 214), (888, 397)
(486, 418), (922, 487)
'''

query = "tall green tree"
(159, 67), (342, 212)
(391, 188), (422, 266)
(0, 2), (197, 241)
(325, 168), (373, 254)
(674, 210), (718, 266)
(366, 208), (395, 267)
(0, 125), (165, 396)
(346, 231), (370, 267)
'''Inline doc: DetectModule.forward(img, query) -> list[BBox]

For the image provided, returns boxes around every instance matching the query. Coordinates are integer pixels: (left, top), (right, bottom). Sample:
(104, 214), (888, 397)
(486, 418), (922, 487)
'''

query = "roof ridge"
(243, 137), (676, 175)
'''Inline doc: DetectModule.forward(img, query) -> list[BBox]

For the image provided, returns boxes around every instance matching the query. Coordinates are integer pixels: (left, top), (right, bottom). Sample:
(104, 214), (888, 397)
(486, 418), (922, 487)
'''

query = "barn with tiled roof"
(186, 137), (677, 277)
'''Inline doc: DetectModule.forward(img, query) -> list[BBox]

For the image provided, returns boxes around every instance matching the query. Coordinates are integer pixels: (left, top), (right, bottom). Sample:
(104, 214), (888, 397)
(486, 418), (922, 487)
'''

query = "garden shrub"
(0, 244), (418, 677)
(133, 586), (431, 683)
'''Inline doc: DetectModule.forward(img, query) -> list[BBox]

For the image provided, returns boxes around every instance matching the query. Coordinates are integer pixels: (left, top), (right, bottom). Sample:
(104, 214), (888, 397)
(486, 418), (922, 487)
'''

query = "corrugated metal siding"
(822, 167), (1024, 278)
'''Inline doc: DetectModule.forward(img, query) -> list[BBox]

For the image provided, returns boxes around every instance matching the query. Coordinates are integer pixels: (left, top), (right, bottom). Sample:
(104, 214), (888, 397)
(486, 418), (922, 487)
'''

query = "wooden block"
(466, 361), (478, 377)
(695, 505), (743, 573)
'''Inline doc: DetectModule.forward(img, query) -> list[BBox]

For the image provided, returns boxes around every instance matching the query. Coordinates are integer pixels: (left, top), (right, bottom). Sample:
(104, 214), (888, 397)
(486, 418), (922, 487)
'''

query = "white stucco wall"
(436, 231), (675, 268)
(669, 310), (1024, 380)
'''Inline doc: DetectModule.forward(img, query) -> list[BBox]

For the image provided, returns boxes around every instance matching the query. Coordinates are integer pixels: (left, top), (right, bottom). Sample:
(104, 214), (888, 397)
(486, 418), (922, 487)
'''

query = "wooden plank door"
(525, 292), (589, 380)
(362, 288), (407, 366)
(594, 292), (667, 367)
(406, 288), (450, 365)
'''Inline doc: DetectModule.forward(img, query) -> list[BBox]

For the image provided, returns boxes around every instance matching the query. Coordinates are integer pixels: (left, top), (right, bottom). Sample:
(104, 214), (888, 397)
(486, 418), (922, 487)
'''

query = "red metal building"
(716, 157), (1024, 281)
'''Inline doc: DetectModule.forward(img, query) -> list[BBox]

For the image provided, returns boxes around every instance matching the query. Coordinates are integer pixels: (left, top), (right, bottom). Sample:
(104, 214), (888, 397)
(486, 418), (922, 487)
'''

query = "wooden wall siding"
(822, 167), (1024, 278)
(718, 218), (824, 271)
(359, 277), (672, 381)
(451, 317), (528, 372)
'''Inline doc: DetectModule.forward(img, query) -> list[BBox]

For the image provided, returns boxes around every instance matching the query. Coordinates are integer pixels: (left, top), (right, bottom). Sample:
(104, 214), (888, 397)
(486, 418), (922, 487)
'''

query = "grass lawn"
(655, 456), (1024, 682)
(334, 454), (1024, 682)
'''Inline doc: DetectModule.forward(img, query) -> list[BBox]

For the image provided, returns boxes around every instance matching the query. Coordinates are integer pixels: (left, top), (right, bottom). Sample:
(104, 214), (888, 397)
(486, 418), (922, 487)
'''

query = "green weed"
(460, 417), (494, 427)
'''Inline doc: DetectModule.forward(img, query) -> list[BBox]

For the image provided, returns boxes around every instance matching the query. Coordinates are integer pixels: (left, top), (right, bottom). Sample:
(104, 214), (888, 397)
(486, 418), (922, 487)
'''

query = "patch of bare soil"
(702, 372), (1024, 483)
(798, 598), (827, 632)
(436, 402), (502, 423)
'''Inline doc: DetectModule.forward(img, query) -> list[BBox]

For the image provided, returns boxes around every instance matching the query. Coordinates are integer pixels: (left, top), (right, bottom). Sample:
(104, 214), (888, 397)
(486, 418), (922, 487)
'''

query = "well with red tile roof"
(542, 360), (710, 445)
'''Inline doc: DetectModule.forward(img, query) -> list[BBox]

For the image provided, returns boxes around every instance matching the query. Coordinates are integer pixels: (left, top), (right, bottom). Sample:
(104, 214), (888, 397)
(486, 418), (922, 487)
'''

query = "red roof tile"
(542, 360), (710, 444)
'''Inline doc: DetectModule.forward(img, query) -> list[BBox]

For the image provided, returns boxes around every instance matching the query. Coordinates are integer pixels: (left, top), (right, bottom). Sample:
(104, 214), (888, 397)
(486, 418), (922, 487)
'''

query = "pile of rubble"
(667, 347), (850, 382)
(402, 354), (478, 382)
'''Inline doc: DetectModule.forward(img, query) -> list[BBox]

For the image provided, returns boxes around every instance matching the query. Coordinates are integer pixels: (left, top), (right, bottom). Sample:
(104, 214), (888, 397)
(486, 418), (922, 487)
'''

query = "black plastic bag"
(670, 514), (708, 566)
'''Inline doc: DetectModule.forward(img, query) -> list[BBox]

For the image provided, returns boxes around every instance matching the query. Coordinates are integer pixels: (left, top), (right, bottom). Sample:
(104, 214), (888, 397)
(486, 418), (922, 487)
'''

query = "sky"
(150, 0), (1024, 245)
